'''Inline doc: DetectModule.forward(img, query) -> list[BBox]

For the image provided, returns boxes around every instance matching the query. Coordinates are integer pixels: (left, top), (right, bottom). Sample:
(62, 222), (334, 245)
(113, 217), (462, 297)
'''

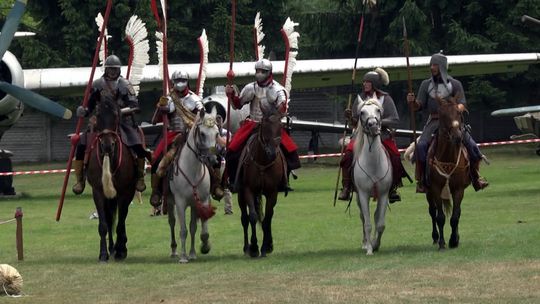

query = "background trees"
(1, 0), (539, 110)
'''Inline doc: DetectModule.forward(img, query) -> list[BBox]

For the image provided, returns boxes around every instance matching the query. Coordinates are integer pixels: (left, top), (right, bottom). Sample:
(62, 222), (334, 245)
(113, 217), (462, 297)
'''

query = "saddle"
(426, 135), (470, 186)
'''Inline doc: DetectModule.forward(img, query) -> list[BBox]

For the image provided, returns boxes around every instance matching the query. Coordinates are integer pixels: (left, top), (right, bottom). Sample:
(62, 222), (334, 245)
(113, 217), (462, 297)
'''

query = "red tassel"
(195, 201), (216, 221)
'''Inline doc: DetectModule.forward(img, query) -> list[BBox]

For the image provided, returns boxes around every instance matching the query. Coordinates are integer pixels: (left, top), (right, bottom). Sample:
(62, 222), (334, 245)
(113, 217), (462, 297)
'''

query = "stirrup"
(389, 190), (401, 204)
(211, 187), (225, 201)
(136, 179), (146, 192)
(473, 178), (489, 191)
(415, 183), (426, 193)
(72, 182), (85, 195)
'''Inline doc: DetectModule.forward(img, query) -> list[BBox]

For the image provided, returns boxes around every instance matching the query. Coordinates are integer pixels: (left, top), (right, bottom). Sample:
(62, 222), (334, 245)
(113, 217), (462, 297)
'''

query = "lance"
(333, 4), (367, 207)
(151, 0), (170, 213)
(402, 17), (417, 145)
(226, 0), (236, 148)
(56, 0), (113, 221)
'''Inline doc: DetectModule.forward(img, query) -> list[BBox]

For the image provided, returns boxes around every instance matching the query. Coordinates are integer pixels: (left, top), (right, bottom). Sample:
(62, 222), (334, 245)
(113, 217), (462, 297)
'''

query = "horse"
(86, 99), (137, 262)
(426, 97), (470, 250)
(238, 110), (285, 258)
(352, 95), (393, 255)
(167, 108), (220, 263)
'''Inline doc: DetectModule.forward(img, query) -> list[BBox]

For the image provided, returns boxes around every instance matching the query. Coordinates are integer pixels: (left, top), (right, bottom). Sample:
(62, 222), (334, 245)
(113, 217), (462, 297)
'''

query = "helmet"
(171, 70), (189, 92)
(104, 55), (122, 68)
(362, 67), (389, 90)
(255, 59), (272, 83)
(430, 52), (449, 83)
(171, 70), (189, 81)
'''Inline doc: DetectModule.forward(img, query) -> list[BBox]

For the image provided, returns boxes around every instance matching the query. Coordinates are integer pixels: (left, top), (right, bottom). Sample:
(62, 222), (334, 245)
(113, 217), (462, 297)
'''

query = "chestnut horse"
(86, 99), (137, 262)
(238, 111), (285, 257)
(426, 97), (471, 250)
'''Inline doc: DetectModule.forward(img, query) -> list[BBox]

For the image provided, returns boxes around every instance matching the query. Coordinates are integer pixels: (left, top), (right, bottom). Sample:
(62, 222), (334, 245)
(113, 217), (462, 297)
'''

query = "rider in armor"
(407, 52), (489, 193)
(339, 67), (407, 203)
(225, 59), (301, 192)
(149, 70), (224, 207)
(72, 55), (148, 194)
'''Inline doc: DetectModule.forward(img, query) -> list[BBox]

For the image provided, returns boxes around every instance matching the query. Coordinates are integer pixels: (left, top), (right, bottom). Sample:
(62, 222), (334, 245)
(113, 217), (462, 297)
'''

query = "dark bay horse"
(238, 111), (285, 257)
(86, 99), (137, 261)
(426, 97), (471, 250)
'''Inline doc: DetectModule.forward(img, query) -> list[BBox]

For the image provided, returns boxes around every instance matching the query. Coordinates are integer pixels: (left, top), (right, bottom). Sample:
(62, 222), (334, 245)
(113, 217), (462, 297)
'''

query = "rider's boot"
(209, 165), (224, 201)
(471, 160), (489, 191)
(415, 162), (426, 193)
(135, 158), (147, 192)
(338, 167), (353, 201)
(157, 147), (177, 178)
(149, 173), (162, 207)
(72, 159), (86, 195)
(389, 186), (401, 204)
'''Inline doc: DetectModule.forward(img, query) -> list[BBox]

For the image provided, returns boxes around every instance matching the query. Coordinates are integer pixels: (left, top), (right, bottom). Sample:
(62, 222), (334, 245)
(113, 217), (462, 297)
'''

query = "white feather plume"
(375, 67), (389, 86)
(196, 29), (209, 98)
(254, 12), (266, 60)
(124, 15), (150, 96)
(95, 13), (109, 72)
(155, 31), (164, 83)
(281, 17), (300, 94)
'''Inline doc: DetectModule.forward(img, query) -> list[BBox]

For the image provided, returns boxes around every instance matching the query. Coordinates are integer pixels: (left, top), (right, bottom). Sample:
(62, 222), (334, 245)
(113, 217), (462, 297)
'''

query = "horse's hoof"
(179, 257), (189, 264)
(366, 250), (373, 256)
(249, 244), (260, 258)
(201, 243), (211, 255)
(114, 251), (127, 261)
(170, 252), (178, 258)
(449, 236), (460, 248)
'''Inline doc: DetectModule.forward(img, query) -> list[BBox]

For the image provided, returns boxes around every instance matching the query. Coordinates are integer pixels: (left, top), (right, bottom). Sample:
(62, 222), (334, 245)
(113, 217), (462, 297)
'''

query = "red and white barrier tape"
(0, 138), (538, 176)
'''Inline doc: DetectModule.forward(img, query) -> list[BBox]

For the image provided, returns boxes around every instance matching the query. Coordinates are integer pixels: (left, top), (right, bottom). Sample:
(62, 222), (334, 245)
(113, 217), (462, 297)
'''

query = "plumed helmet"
(104, 55), (122, 68)
(430, 51), (449, 83)
(362, 67), (389, 89)
(171, 70), (189, 81)
(255, 59), (272, 73)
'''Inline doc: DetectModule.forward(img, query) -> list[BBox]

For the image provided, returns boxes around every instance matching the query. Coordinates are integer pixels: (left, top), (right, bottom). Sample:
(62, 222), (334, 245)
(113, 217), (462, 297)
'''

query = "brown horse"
(426, 97), (471, 250)
(238, 111), (285, 257)
(86, 99), (137, 261)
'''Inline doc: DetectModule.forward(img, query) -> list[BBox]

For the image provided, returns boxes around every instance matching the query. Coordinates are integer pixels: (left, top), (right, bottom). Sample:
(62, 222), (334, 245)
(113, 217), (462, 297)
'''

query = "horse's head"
(436, 96), (463, 146)
(95, 100), (121, 155)
(191, 107), (220, 166)
(259, 109), (283, 161)
(357, 93), (383, 137)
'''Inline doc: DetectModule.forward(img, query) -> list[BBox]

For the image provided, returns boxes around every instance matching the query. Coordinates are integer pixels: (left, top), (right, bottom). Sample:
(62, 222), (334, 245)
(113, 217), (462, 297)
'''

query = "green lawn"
(0, 145), (539, 303)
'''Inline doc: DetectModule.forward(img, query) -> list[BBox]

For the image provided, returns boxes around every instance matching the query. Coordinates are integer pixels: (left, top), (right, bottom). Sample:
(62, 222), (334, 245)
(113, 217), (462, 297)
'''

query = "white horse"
(352, 94), (393, 255)
(167, 108), (219, 263)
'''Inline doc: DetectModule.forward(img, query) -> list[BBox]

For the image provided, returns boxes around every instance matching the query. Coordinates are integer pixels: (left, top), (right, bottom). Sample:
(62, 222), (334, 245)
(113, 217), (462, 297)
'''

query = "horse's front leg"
(175, 200), (189, 263)
(436, 201), (447, 250)
(245, 190), (260, 258)
(372, 193), (388, 252)
(239, 195), (250, 256)
(167, 193), (178, 258)
(97, 212), (109, 262)
(200, 202), (211, 255)
(104, 199), (116, 257)
(449, 190), (463, 248)
(188, 202), (198, 260)
(261, 192), (277, 257)
(356, 191), (373, 255)
(426, 192), (439, 245)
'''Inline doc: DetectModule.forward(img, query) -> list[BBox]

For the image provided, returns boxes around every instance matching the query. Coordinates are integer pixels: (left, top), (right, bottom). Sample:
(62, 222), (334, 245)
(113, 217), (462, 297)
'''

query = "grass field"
(0, 145), (539, 303)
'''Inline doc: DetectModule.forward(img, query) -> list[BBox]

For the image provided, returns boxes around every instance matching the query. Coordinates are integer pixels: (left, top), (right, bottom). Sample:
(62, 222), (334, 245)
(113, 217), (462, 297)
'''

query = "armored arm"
(381, 95), (399, 129)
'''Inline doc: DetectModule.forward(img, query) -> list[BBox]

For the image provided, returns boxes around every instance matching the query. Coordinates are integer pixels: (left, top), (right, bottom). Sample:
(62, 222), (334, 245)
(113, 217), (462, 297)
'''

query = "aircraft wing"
(25, 53), (540, 96)
(491, 105), (540, 117)
(286, 117), (420, 137)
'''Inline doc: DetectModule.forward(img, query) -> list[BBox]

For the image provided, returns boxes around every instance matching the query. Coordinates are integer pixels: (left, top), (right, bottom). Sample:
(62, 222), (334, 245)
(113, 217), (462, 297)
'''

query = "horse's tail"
(442, 199), (452, 217)
(101, 154), (117, 199)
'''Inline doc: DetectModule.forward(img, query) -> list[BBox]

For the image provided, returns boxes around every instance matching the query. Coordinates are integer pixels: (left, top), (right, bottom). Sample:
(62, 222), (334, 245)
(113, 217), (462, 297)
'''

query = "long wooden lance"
(333, 5), (367, 207)
(226, 0), (236, 148)
(402, 17), (417, 145)
(56, 0), (113, 221)
(151, 0), (170, 213)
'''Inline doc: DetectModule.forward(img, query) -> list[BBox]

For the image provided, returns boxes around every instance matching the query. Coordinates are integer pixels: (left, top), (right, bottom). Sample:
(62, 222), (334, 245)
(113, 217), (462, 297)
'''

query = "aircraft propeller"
(0, 0), (72, 119)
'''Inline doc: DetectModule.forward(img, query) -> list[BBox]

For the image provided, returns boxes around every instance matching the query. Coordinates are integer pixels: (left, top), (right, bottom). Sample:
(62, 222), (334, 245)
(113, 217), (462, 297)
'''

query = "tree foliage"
(2, 0), (539, 110)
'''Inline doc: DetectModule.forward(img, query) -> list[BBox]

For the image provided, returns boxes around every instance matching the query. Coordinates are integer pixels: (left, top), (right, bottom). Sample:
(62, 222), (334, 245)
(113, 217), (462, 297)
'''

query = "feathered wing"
(95, 12), (108, 72)
(155, 31), (164, 84)
(253, 12), (266, 60)
(124, 15), (150, 96)
(196, 29), (209, 98)
(280, 17), (300, 94)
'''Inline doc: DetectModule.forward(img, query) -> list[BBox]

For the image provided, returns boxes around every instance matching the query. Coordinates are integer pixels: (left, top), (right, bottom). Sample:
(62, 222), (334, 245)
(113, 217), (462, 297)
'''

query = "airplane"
(1, 2), (539, 151)
(491, 106), (540, 155)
